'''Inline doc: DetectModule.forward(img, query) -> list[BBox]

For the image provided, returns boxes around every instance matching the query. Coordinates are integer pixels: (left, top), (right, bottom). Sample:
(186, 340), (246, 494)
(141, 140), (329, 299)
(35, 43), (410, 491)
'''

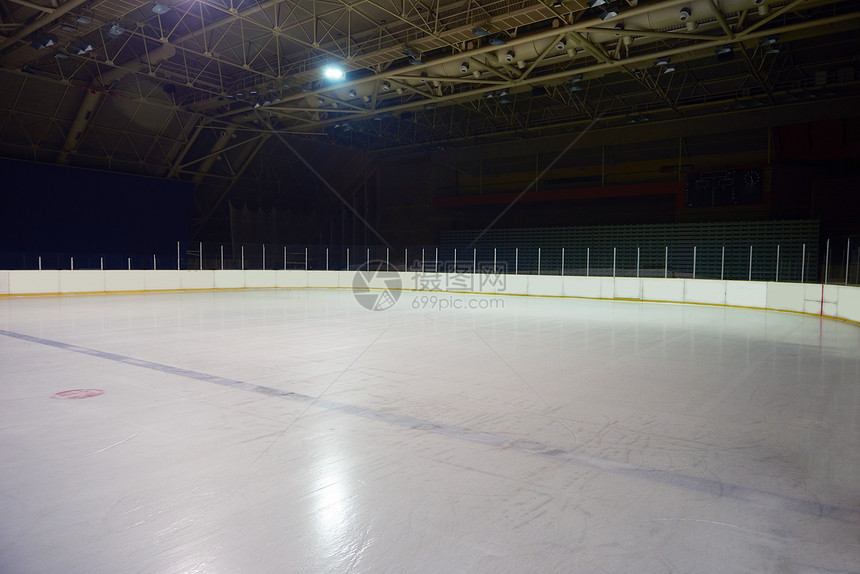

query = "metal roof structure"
(1, 0), (859, 236)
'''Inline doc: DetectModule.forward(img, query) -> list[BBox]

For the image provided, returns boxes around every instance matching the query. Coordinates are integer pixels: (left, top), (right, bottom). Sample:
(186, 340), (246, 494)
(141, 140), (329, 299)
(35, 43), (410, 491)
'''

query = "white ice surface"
(1, 288), (859, 574)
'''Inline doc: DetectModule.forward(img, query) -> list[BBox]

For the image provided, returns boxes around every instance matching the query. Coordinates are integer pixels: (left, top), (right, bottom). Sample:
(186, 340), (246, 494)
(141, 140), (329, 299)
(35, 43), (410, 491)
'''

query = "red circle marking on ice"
(52, 389), (104, 400)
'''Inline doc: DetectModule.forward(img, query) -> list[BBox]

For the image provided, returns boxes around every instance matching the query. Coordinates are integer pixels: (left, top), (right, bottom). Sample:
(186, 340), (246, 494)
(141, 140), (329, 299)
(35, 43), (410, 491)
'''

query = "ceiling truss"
(0, 0), (858, 234)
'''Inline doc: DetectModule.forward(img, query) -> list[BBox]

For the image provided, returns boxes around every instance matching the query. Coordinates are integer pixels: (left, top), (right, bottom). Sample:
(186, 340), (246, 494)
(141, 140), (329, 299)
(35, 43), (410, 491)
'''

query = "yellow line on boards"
(0, 283), (857, 328)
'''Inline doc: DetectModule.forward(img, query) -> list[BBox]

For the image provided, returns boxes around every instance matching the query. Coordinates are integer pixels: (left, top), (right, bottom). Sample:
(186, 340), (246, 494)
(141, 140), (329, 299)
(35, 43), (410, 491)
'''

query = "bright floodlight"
(323, 66), (345, 81)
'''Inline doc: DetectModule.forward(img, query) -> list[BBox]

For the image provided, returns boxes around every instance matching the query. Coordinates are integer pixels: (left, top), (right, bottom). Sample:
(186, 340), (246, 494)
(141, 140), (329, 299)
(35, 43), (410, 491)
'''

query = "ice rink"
(1, 287), (859, 573)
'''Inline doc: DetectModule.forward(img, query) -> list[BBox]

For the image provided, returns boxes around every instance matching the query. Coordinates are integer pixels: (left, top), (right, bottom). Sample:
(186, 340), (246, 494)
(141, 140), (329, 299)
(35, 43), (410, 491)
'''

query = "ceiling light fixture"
(472, 26), (490, 37)
(600, 9), (618, 20)
(323, 65), (345, 80)
(152, 2), (170, 15)
(504, 50), (515, 63)
(75, 42), (94, 55)
(714, 45), (734, 61)
(588, 0), (618, 19)
(760, 36), (780, 54)
(30, 35), (57, 50)
(460, 61), (470, 73)
(107, 24), (125, 39)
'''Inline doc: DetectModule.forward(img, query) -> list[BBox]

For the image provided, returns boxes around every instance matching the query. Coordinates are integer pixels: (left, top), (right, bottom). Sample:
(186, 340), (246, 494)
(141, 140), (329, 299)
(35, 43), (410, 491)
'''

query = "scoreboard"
(686, 168), (763, 207)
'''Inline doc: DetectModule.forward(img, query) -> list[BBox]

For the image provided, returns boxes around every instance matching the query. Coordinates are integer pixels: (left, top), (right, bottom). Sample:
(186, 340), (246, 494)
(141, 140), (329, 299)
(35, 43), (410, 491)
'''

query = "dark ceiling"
(1, 0), (859, 236)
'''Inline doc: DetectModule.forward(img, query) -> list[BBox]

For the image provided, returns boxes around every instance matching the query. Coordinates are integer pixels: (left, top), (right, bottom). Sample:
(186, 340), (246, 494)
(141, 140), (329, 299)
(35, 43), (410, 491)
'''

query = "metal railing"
(2, 237), (859, 286)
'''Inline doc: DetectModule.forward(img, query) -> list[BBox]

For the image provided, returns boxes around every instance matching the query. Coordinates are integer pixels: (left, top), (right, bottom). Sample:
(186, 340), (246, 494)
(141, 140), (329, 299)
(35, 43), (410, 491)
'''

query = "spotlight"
(759, 36), (779, 54)
(613, 23), (623, 36)
(347, 89), (357, 99)
(30, 35), (57, 50)
(107, 24), (125, 39)
(504, 51), (515, 63)
(752, 0), (764, 4)
(555, 40), (565, 51)
(363, 95), (371, 103)
(317, 97), (325, 105)
(460, 61), (469, 73)
(381, 81), (391, 91)
(403, 46), (423, 64)
(715, 45), (734, 61)
(323, 65), (345, 80)
(152, 2), (170, 15)
(679, 7), (691, 21)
